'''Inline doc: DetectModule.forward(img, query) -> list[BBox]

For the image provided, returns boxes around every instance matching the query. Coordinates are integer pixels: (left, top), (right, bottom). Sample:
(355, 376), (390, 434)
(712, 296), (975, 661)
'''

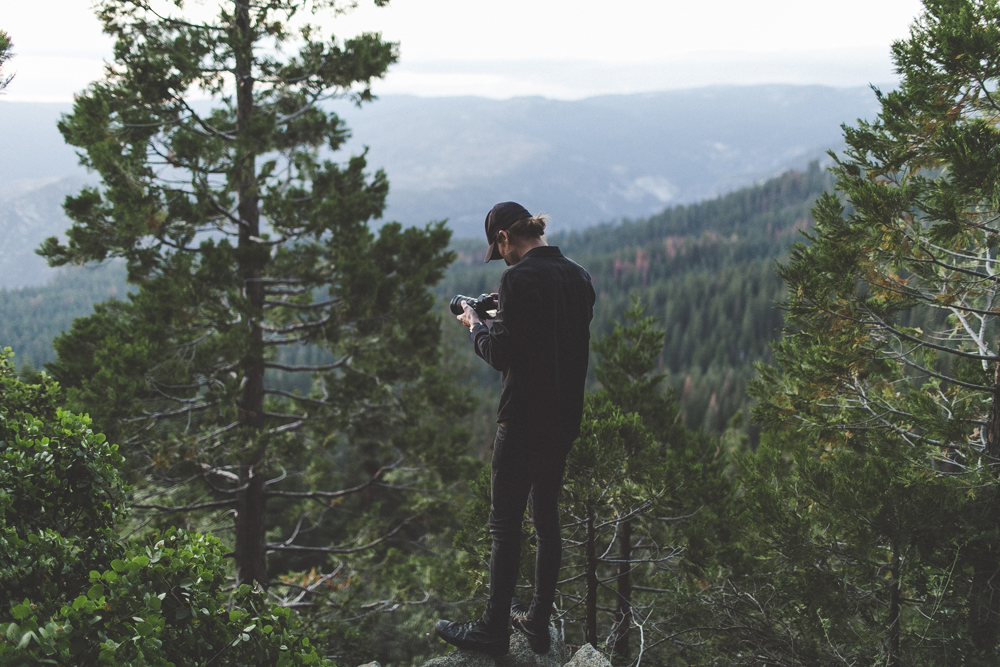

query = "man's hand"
(457, 301), (482, 330)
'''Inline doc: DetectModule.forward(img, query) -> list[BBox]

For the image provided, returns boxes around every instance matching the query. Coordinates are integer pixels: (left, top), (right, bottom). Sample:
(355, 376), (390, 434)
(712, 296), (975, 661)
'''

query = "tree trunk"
(611, 517), (632, 662)
(970, 358), (1000, 652)
(585, 509), (598, 648)
(235, 468), (268, 586)
(887, 541), (901, 667)
(970, 534), (1000, 654)
(232, 0), (268, 588)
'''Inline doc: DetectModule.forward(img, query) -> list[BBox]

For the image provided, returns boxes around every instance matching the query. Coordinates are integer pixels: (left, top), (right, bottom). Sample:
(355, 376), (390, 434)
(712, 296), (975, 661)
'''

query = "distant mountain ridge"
(0, 176), (89, 289)
(0, 84), (880, 286)
(3, 164), (831, 446)
(330, 85), (878, 234)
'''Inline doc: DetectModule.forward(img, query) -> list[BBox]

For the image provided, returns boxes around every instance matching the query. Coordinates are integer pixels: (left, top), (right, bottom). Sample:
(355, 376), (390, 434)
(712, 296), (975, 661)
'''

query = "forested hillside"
(12, 1), (1000, 665)
(1, 164), (828, 446)
(0, 158), (832, 663)
(0, 262), (128, 371)
(439, 161), (832, 440)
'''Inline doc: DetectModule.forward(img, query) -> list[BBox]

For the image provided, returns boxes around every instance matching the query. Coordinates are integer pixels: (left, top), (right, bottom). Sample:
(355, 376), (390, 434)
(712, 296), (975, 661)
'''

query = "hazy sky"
(1, 0), (926, 101)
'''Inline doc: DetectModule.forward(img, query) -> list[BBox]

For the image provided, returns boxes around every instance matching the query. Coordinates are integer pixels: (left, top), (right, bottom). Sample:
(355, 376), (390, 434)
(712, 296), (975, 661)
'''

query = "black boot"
(435, 617), (510, 656)
(510, 598), (551, 654)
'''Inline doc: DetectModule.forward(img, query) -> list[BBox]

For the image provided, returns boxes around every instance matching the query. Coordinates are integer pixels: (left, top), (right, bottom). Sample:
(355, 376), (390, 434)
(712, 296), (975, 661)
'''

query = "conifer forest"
(8, 0), (1000, 665)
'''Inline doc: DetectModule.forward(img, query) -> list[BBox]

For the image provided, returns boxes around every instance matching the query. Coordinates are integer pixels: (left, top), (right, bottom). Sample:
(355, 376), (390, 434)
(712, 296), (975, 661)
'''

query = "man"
(435, 202), (595, 655)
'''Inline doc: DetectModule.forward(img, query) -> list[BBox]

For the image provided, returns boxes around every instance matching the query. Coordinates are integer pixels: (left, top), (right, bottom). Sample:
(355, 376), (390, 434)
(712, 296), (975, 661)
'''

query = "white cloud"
(0, 0), (925, 102)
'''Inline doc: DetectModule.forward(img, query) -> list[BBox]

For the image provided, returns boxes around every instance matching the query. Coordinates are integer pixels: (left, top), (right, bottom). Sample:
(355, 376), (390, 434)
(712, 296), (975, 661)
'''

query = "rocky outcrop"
(414, 626), (609, 667)
(563, 644), (611, 667)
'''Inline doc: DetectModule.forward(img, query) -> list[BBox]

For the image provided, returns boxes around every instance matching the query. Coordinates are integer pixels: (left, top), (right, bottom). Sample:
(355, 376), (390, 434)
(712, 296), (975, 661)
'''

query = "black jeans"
(485, 422), (569, 627)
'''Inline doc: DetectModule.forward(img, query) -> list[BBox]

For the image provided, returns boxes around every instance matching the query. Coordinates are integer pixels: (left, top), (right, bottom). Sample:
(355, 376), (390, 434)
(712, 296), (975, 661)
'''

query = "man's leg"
(528, 453), (567, 624)
(435, 423), (531, 655)
(510, 449), (567, 653)
(485, 422), (534, 625)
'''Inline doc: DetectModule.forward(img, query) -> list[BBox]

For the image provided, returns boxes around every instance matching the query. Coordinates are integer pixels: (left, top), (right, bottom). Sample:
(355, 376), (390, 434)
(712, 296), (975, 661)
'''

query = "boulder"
(421, 625), (571, 667)
(564, 644), (611, 667)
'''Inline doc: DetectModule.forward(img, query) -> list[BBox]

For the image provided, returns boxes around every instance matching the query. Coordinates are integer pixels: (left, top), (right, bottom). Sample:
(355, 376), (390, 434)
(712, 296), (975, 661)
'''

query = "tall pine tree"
(752, 0), (1000, 660)
(559, 300), (738, 663)
(41, 0), (468, 590)
(0, 29), (13, 92)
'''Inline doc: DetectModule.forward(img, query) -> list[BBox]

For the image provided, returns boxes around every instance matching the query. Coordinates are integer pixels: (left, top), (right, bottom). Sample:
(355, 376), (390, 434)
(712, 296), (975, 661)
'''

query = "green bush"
(3, 529), (327, 666)
(0, 349), (330, 666)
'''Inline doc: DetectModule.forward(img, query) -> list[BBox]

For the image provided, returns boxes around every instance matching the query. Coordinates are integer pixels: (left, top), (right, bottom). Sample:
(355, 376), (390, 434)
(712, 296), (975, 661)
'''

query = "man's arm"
(471, 275), (520, 372)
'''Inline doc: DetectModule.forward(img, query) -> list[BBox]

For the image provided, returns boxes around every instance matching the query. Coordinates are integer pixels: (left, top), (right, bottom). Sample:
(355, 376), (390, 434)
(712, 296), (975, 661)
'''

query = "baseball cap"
(483, 201), (531, 263)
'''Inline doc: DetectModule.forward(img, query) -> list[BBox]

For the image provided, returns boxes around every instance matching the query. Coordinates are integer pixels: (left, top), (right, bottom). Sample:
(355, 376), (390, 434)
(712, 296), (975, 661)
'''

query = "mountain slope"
(331, 85), (873, 235)
(0, 85), (877, 286)
(0, 176), (89, 288)
(2, 165), (828, 438)
(439, 164), (832, 439)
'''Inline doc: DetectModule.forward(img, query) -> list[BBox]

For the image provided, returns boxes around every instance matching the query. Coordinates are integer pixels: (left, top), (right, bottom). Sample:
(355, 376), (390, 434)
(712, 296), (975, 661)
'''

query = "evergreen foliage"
(2, 164), (831, 450)
(0, 349), (329, 666)
(719, 428), (970, 665)
(744, 1), (1000, 662)
(0, 1), (482, 660)
(455, 301), (740, 665)
(0, 29), (12, 92)
(6, 163), (825, 453)
(0, 264), (130, 373)
(562, 397), (659, 653)
(563, 161), (830, 259)
(567, 301), (739, 664)
(32, 10), (479, 663)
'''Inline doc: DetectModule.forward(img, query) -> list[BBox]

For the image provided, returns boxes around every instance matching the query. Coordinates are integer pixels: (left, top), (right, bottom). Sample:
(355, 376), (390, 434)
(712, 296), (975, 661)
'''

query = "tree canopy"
(0, 29), (12, 92)
(0, 349), (330, 665)
(40, 0), (469, 595)
(749, 0), (1000, 661)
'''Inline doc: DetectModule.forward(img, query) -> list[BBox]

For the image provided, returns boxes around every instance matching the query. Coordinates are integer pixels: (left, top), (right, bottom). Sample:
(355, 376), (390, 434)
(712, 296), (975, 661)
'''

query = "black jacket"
(471, 246), (595, 445)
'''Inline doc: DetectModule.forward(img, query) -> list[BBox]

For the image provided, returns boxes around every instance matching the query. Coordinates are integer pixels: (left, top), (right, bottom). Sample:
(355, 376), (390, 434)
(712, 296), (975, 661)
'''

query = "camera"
(450, 294), (498, 320)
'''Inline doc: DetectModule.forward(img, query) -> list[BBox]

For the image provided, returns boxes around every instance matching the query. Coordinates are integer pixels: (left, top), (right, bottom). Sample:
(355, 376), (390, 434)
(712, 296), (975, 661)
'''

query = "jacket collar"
(522, 246), (563, 259)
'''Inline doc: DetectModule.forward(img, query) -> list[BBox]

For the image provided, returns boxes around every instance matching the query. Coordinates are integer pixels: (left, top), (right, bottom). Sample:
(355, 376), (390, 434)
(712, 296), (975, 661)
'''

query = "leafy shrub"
(0, 349), (330, 666)
(3, 529), (327, 666)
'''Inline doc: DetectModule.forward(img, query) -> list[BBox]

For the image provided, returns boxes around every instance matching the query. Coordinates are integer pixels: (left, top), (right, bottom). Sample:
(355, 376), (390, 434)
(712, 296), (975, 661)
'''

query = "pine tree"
(0, 29), (13, 92)
(586, 297), (683, 659)
(40, 0), (469, 592)
(562, 397), (659, 651)
(559, 299), (738, 663)
(752, 0), (1000, 659)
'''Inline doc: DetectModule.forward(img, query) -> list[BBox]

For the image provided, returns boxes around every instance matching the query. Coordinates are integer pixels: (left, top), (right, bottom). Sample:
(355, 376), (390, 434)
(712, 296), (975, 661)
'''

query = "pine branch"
(265, 458), (399, 500)
(261, 316), (331, 334)
(262, 388), (329, 406)
(133, 498), (236, 513)
(264, 299), (340, 310)
(124, 401), (221, 423)
(268, 419), (306, 435)
(264, 356), (349, 372)
(265, 517), (413, 554)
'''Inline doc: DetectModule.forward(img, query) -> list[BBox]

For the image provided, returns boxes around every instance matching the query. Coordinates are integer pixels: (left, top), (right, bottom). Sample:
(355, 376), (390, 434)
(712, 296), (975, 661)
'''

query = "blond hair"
(506, 213), (549, 240)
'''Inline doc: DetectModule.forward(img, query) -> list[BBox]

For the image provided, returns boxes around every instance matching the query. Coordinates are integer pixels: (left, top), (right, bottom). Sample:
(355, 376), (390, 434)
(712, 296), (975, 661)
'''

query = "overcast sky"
(1, 0), (926, 102)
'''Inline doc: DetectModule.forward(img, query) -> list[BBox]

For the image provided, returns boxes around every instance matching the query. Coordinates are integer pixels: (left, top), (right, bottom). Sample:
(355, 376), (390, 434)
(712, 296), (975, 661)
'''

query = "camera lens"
(449, 295), (470, 316)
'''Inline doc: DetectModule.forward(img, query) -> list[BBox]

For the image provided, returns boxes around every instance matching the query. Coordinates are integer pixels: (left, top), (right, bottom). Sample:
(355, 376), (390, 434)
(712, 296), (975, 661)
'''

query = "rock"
(564, 644), (611, 667)
(357, 663), (382, 667)
(421, 625), (571, 667)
